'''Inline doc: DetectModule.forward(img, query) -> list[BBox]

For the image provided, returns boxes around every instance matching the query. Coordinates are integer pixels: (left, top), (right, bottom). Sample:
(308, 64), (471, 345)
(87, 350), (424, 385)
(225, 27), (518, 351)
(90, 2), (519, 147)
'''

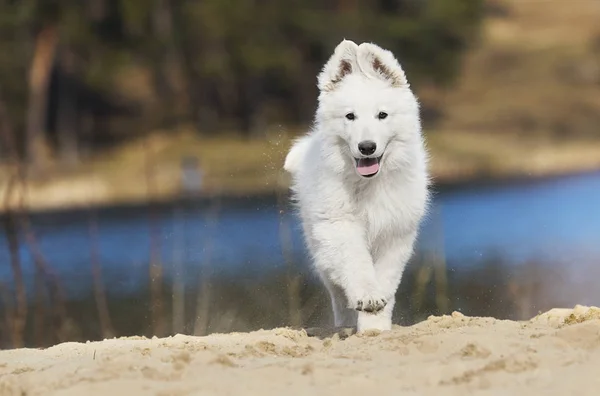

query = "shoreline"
(2, 128), (600, 215)
(1, 165), (599, 217)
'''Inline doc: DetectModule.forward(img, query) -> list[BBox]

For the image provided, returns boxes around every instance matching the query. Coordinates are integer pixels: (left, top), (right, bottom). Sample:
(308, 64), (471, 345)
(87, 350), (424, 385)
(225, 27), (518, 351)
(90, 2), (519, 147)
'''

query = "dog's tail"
(284, 134), (312, 174)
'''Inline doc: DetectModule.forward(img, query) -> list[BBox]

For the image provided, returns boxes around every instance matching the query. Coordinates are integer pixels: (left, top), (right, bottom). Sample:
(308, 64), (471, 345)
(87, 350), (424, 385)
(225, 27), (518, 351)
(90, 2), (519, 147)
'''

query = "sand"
(1, 305), (600, 396)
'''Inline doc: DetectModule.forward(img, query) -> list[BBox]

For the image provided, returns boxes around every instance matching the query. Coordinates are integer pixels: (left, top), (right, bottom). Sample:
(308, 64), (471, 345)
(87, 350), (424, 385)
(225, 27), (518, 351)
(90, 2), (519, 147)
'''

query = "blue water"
(430, 172), (600, 264)
(1, 171), (599, 299)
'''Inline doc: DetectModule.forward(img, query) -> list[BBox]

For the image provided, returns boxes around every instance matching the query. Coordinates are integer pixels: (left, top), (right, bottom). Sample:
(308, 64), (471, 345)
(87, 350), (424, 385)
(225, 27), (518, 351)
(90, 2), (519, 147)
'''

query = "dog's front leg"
(311, 219), (386, 317)
(357, 232), (418, 331)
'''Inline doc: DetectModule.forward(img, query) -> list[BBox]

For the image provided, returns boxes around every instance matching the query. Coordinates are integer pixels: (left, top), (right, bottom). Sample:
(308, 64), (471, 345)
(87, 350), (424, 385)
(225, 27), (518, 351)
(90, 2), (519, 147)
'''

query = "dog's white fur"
(284, 40), (430, 332)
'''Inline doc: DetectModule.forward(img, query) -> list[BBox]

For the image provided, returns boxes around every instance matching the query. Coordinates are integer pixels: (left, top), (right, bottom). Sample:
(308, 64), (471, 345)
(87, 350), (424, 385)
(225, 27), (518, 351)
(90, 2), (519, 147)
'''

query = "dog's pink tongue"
(356, 158), (380, 176)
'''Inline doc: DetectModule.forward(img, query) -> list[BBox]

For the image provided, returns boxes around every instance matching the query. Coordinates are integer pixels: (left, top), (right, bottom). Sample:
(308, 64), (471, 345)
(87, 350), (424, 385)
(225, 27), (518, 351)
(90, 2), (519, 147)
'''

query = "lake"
(1, 171), (599, 304)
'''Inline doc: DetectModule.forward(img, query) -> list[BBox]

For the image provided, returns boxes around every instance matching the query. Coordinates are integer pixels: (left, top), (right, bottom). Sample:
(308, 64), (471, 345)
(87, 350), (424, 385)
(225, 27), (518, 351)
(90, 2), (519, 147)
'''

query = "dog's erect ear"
(356, 43), (408, 88)
(317, 39), (359, 92)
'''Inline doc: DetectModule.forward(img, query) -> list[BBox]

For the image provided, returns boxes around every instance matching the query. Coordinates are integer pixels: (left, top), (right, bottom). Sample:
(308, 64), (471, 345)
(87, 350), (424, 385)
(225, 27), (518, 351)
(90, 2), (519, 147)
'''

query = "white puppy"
(284, 39), (430, 332)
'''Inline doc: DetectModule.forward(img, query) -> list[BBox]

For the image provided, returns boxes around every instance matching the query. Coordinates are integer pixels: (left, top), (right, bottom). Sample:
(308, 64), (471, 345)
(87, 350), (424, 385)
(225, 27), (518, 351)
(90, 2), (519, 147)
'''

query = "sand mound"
(2, 305), (600, 395)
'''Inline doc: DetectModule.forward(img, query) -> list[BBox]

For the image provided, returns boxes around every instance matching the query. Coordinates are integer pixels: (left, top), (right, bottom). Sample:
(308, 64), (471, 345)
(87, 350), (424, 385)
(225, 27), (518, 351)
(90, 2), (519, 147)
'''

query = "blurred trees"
(0, 0), (483, 164)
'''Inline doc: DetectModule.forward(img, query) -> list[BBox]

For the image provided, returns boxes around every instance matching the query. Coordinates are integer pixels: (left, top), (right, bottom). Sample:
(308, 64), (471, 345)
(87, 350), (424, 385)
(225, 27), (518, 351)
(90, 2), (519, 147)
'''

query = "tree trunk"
(87, 0), (106, 21)
(25, 25), (58, 173)
(152, 0), (189, 126)
(57, 47), (79, 166)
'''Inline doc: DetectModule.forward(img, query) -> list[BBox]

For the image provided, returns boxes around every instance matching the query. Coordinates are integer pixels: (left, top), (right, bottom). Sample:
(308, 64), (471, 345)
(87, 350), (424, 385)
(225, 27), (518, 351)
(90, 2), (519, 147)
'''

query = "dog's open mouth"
(355, 155), (383, 178)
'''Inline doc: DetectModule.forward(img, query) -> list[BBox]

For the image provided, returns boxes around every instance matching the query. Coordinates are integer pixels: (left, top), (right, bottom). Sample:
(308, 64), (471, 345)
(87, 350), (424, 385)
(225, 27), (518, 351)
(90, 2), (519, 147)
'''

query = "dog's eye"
(345, 112), (356, 121)
(378, 111), (388, 120)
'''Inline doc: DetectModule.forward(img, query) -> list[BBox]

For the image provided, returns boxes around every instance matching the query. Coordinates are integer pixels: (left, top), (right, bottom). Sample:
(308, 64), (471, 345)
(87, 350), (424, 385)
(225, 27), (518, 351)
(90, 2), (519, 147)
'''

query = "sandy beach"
(1, 305), (599, 395)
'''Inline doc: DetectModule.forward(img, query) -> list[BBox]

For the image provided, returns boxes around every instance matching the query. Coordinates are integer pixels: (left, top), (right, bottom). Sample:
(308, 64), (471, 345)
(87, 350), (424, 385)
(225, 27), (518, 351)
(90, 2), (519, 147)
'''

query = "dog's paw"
(352, 294), (387, 313)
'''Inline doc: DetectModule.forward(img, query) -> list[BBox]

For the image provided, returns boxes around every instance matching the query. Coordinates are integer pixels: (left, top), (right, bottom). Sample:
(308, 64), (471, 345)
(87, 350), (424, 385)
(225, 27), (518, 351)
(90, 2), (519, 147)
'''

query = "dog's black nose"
(358, 141), (377, 156)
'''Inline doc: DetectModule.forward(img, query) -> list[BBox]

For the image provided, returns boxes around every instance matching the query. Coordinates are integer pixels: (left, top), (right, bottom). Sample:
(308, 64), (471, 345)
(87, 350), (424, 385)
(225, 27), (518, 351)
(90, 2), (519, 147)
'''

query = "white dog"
(283, 40), (430, 332)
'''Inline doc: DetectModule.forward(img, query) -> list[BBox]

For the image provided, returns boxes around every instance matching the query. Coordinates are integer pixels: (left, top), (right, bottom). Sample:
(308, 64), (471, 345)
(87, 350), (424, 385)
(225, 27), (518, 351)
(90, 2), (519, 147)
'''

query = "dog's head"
(315, 40), (422, 179)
